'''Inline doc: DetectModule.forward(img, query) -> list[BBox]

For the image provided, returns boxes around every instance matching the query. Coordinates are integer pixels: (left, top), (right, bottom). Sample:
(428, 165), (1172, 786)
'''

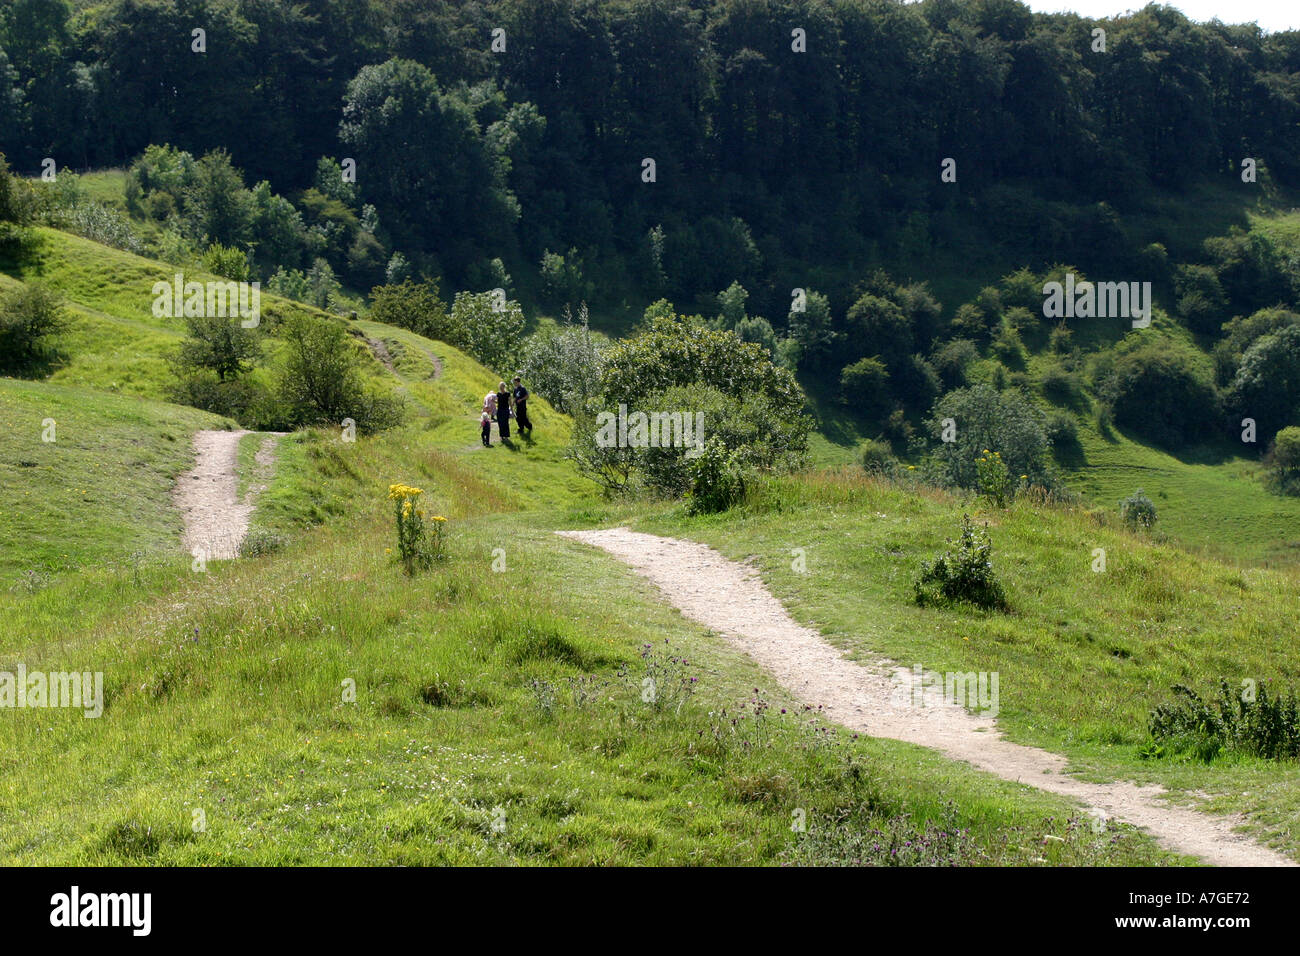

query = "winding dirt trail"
(174, 430), (281, 560)
(557, 527), (1295, 867)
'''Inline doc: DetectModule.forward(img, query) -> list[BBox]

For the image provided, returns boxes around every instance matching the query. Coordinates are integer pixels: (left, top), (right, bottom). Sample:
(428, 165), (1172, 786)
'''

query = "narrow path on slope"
(557, 527), (1295, 867)
(174, 430), (282, 560)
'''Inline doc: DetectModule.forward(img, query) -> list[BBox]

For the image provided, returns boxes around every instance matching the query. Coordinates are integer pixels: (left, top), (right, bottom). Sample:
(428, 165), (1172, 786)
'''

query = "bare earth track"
(174, 430), (281, 560)
(557, 527), (1295, 867)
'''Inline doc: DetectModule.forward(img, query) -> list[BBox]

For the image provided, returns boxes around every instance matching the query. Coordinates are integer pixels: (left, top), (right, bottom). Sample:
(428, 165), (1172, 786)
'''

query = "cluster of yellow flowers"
(388, 483), (447, 522)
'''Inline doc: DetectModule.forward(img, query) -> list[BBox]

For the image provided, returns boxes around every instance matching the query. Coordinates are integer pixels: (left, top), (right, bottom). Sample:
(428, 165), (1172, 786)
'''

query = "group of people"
(481, 376), (533, 446)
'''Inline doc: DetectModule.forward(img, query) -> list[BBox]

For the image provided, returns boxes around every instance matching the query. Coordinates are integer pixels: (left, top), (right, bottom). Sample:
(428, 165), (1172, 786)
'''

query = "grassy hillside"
(3, 224), (1296, 866)
(0, 378), (235, 582)
(632, 472), (1300, 856)
(1, 227), (386, 403)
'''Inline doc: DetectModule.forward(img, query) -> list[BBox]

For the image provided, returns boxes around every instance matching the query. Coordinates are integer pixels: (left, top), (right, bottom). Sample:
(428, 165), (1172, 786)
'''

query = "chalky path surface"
(558, 527), (1294, 866)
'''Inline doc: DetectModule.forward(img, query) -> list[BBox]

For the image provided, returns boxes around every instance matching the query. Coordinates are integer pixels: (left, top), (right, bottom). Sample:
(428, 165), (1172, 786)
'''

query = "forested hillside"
(3, 0), (1300, 309)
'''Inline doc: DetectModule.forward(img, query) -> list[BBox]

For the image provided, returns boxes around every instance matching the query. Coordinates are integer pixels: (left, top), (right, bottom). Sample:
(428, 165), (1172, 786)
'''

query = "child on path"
(480, 410), (492, 446)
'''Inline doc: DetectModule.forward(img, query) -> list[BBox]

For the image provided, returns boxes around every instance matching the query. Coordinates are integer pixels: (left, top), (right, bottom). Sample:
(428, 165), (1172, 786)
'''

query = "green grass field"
(3, 220), (1299, 865)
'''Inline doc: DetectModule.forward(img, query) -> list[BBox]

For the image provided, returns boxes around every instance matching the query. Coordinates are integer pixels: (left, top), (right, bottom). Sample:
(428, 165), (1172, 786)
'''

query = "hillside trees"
(0, 281), (66, 373)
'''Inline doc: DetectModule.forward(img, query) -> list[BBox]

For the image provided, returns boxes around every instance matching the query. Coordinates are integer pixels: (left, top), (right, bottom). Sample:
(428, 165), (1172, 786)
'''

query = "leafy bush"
(601, 307), (810, 467)
(1044, 410), (1083, 464)
(169, 371), (278, 427)
(1102, 341), (1220, 449)
(518, 303), (606, 414)
(914, 516), (1009, 611)
(0, 282), (68, 374)
(174, 315), (261, 382)
(930, 338), (978, 390)
(1119, 488), (1157, 531)
(990, 324), (1027, 370)
(860, 439), (900, 476)
(277, 315), (402, 432)
(1148, 680), (1300, 762)
(1267, 426), (1300, 496)
(0, 153), (36, 225)
(1226, 325), (1300, 441)
(201, 242), (249, 281)
(1039, 364), (1085, 409)
(1047, 323), (1073, 354)
(926, 384), (1052, 491)
(839, 356), (890, 416)
(451, 290), (526, 377)
(687, 438), (745, 515)
(368, 278), (459, 343)
(844, 294), (911, 368)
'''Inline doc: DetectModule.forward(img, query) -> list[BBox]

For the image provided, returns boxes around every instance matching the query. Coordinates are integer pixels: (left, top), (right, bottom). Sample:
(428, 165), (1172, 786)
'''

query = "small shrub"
(914, 515), (1009, 611)
(860, 439), (899, 476)
(686, 438), (745, 515)
(238, 529), (285, 558)
(1045, 411), (1083, 465)
(0, 282), (68, 374)
(1119, 488), (1157, 531)
(1148, 680), (1300, 762)
(783, 802), (982, 867)
(1266, 426), (1300, 496)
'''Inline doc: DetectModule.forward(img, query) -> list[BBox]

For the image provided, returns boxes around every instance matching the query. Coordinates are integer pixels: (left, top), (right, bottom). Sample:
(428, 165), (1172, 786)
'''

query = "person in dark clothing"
(480, 411), (492, 446)
(512, 376), (532, 436)
(495, 381), (511, 440)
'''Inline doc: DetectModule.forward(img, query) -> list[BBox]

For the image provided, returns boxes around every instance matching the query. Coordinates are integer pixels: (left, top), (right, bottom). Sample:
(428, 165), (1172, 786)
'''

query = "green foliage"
(276, 315), (401, 433)
(845, 293), (911, 369)
(1266, 426), (1300, 496)
(1149, 680), (1300, 762)
(926, 384), (1052, 491)
(839, 356), (890, 416)
(519, 304), (606, 415)
(990, 323), (1027, 370)
(0, 152), (35, 224)
(1039, 363), (1085, 409)
(267, 259), (340, 311)
(1102, 341), (1220, 449)
(368, 279), (456, 343)
(201, 242), (248, 282)
(451, 290), (527, 378)
(859, 439), (900, 476)
(637, 383), (795, 496)
(788, 289), (835, 371)
(687, 437), (745, 515)
(914, 515), (1008, 611)
(1212, 307), (1299, 387)
(975, 449), (1012, 508)
(1227, 325), (1300, 440)
(0, 281), (67, 373)
(538, 248), (588, 311)
(1044, 410), (1082, 464)
(716, 281), (748, 329)
(930, 338), (978, 390)
(173, 315), (260, 382)
(169, 371), (275, 427)
(602, 309), (810, 462)
(1119, 488), (1158, 531)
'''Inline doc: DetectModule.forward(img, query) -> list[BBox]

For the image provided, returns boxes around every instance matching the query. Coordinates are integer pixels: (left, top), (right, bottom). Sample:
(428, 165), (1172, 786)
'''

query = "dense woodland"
(4, 0), (1300, 471)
